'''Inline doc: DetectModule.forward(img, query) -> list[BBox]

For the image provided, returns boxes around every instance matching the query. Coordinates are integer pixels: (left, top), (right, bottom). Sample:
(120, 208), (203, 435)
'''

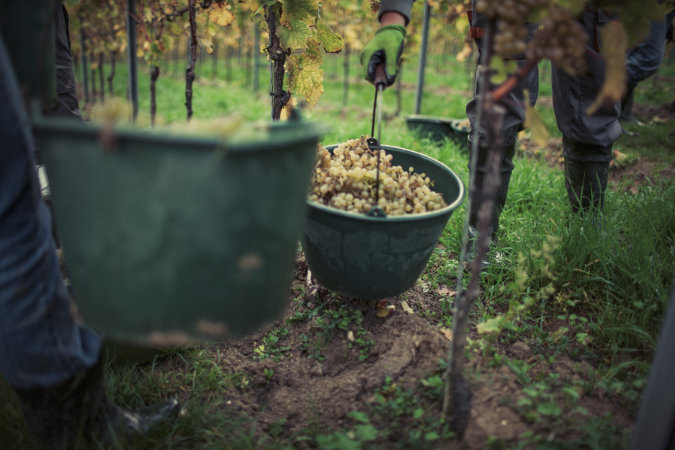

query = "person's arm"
(378, 0), (414, 25)
(360, 1), (414, 85)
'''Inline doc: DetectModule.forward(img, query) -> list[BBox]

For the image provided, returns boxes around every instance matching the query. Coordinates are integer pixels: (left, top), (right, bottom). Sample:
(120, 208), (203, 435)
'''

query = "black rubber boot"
(562, 137), (612, 216)
(13, 356), (181, 449)
(564, 158), (609, 214)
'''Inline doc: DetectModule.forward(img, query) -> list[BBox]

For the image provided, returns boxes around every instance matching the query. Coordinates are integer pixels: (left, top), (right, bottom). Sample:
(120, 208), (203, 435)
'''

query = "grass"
(2, 49), (674, 448)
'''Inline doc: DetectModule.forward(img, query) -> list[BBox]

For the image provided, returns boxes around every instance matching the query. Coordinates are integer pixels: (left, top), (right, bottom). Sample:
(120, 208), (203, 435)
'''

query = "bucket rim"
(405, 114), (456, 126)
(307, 144), (465, 223)
(31, 116), (330, 154)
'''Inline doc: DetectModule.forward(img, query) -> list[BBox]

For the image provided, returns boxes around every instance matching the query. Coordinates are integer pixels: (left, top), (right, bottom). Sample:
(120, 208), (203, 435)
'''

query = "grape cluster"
(476, 0), (549, 57)
(527, 6), (587, 75)
(309, 137), (447, 216)
(475, 1), (587, 74)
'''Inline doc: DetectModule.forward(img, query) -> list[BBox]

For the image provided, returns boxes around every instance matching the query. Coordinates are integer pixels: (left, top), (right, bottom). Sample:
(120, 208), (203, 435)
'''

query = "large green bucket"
(34, 118), (327, 347)
(406, 115), (470, 149)
(303, 145), (465, 299)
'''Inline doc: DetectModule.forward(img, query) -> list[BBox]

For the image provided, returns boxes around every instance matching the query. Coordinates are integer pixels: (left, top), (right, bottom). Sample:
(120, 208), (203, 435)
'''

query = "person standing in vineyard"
(0, 9), (181, 450)
(361, 1), (622, 264)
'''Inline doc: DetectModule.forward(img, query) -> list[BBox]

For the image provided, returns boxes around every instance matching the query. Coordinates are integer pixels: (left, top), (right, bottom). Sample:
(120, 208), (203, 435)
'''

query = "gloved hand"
(360, 25), (406, 86)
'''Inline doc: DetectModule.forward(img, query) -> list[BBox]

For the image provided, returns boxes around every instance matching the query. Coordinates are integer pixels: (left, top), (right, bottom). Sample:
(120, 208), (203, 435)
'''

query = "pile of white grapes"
(309, 137), (447, 216)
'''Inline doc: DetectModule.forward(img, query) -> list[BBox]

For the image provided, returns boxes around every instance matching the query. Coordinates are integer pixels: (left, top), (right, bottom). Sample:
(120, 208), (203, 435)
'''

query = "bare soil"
(176, 252), (634, 449)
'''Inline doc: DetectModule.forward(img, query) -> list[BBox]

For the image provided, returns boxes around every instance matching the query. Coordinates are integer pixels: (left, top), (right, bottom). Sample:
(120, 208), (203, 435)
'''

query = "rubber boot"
(465, 142), (515, 267)
(13, 355), (181, 449)
(564, 158), (609, 214)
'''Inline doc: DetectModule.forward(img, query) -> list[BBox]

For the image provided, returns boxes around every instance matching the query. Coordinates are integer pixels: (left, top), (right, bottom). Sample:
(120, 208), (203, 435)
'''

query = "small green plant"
(476, 235), (561, 343)
(253, 326), (291, 362)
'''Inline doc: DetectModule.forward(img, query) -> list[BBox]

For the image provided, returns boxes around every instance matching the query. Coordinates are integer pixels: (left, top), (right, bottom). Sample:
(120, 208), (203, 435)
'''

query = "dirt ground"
(161, 104), (675, 449)
(175, 251), (633, 449)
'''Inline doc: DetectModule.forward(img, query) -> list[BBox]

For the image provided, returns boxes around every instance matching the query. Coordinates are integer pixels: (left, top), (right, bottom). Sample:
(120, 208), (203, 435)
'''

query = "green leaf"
(315, 20), (343, 53)
(354, 424), (378, 441)
(413, 408), (424, 419)
(587, 21), (627, 115)
(523, 89), (550, 147)
(287, 55), (324, 106)
(537, 401), (562, 417)
(489, 56), (517, 84)
(476, 315), (504, 335)
(348, 411), (370, 423)
(280, 0), (318, 25)
(278, 20), (312, 49)
(425, 431), (440, 441)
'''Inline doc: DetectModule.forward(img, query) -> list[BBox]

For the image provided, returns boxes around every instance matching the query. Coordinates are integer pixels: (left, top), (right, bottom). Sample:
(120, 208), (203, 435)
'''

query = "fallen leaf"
(439, 328), (453, 342)
(375, 300), (396, 318)
(401, 301), (414, 314)
(347, 330), (355, 342)
(437, 285), (456, 297)
(613, 149), (628, 163)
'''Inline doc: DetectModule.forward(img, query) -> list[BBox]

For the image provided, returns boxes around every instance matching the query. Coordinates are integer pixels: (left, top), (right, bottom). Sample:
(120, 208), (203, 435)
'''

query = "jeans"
(0, 34), (101, 390)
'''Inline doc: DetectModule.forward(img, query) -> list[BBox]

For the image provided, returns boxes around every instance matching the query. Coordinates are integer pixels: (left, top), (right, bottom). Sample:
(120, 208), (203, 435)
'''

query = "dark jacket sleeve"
(378, 0), (415, 25)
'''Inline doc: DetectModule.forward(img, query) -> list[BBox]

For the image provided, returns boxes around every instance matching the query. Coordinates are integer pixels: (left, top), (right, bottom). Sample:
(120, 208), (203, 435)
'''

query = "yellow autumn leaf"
(587, 21), (627, 116)
(523, 89), (549, 147)
(439, 328), (453, 342)
(287, 57), (324, 107)
(476, 315), (504, 335)
(375, 299), (395, 318)
(280, 0), (318, 26)
(209, 4), (234, 27)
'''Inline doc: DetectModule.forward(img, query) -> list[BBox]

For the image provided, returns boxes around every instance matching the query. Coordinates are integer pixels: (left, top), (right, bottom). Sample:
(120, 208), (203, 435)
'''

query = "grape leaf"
(278, 20), (312, 49)
(523, 89), (550, 147)
(287, 49), (324, 106)
(280, 0), (318, 25)
(239, 0), (263, 13)
(209, 4), (235, 26)
(587, 21), (626, 115)
(476, 315), (504, 335)
(315, 20), (343, 53)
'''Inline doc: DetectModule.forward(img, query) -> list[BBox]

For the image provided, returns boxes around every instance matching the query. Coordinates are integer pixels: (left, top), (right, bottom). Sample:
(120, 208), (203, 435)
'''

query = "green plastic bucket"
(33, 117), (328, 347)
(406, 115), (454, 142)
(303, 145), (465, 299)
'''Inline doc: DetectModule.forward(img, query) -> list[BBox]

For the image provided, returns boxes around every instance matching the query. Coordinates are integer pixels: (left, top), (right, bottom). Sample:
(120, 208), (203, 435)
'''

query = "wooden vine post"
(253, 24), (260, 93)
(98, 52), (105, 103)
(78, 15), (89, 104)
(125, 0), (138, 121)
(414, 0), (431, 115)
(185, 0), (197, 121)
(266, 7), (289, 120)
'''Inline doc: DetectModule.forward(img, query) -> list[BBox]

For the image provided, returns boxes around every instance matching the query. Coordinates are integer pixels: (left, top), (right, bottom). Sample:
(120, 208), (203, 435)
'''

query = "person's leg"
(551, 8), (620, 215)
(51, 3), (83, 119)
(465, 4), (539, 249)
(0, 20), (100, 395)
(0, 34), (179, 448)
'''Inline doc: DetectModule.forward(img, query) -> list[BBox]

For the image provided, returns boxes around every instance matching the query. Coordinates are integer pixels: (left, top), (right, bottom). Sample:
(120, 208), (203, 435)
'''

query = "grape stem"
(491, 57), (540, 102)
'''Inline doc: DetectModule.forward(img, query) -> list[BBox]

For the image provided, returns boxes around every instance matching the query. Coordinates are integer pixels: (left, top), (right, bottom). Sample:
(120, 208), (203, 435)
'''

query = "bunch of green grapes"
(527, 5), (587, 75)
(476, 0), (549, 57)
(475, 0), (587, 74)
(309, 137), (447, 216)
